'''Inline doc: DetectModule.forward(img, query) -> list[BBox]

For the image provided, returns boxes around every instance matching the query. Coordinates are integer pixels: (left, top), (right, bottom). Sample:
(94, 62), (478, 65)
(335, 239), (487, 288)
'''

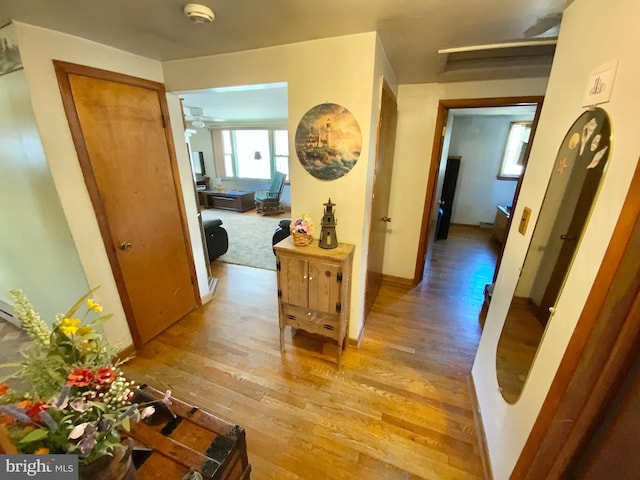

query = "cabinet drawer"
(281, 303), (341, 339)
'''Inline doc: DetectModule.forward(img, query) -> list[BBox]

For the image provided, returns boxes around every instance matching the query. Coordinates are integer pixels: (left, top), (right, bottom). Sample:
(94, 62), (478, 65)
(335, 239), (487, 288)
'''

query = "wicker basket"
(292, 232), (312, 246)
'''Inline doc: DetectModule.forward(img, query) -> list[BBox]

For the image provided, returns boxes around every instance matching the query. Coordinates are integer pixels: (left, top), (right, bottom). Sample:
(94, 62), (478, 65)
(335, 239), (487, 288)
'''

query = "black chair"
(255, 171), (286, 215)
(272, 219), (291, 254)
(203, 218), (228, 261)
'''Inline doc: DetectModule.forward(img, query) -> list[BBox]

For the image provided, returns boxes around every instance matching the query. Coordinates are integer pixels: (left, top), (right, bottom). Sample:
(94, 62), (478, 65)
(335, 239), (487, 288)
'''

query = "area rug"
(201, 209), (288, 271)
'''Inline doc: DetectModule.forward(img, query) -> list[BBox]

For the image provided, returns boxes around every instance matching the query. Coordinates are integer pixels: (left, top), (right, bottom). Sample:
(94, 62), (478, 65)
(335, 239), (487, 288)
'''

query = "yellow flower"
(87, 298), (103, 313)
(60, 317), (81, 336)
(34, 448), (49, 455)
(76, 325), (93, 336)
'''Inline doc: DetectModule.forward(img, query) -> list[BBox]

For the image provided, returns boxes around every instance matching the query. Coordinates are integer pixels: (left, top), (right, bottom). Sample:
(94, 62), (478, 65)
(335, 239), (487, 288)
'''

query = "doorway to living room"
(177, 82), (290, 271)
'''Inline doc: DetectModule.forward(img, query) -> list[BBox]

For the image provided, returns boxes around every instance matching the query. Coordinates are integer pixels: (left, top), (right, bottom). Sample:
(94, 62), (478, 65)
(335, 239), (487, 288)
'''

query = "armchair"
(255, 171), (286, 215)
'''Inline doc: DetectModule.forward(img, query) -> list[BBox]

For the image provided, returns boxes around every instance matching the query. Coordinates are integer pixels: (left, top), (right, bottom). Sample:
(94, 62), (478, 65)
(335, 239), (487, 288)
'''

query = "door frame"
(413, 96), (545, 284)
(54, 60), (200, 347)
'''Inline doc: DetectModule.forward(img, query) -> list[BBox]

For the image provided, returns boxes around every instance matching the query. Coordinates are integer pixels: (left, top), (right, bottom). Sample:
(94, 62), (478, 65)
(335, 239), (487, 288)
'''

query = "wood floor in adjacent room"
(123, 225), (499, 480)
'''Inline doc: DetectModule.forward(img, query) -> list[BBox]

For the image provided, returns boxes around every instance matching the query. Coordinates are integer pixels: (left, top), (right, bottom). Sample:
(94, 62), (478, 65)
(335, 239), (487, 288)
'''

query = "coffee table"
(202, 190), (255, 212)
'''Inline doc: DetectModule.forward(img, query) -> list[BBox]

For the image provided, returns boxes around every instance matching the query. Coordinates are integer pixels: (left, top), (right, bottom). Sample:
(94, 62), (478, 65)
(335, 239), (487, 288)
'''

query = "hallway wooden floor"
(123, 225), (498, 479)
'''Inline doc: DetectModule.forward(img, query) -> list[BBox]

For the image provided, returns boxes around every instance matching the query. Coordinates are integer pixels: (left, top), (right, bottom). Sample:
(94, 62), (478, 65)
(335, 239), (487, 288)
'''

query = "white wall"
(14, 22), (166, 349)
(0, 66), (89, 324)
(162, 32), (383, 339)
(472, 0), (640, 477)
(167, 94), (211, 302)
(386, 77), (548, 279)
(448, 115), (531, 225)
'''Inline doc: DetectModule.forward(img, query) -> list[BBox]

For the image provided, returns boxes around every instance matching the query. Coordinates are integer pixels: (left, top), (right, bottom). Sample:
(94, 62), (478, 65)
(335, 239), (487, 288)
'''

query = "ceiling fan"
(185, 106), (206, 129)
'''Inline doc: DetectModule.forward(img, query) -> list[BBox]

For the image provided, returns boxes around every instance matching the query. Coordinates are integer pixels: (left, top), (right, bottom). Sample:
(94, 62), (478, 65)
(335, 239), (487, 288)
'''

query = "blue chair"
(255, 171), (286, 215)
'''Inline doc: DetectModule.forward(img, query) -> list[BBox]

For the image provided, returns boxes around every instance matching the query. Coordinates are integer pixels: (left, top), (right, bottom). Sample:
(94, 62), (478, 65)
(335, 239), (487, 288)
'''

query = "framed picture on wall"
(0, 23), (22, 77)
(294, 103), (361, 181)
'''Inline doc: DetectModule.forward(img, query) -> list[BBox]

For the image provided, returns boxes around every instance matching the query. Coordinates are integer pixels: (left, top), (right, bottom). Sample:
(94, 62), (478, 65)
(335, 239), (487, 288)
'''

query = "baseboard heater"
(0, 299), (16, 325)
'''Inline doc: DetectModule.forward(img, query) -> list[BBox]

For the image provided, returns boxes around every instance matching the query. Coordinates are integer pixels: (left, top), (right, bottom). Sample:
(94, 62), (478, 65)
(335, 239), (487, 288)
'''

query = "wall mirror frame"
(496, 107), (612, 403)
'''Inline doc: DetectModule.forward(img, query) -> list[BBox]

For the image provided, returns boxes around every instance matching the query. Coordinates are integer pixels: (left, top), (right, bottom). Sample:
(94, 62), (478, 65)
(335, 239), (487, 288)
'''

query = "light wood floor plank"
(122, 225), (496, 479)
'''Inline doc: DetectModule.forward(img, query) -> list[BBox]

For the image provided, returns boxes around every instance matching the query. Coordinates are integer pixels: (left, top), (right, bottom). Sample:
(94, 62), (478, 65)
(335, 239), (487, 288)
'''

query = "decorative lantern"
(319, 198), (338, 249)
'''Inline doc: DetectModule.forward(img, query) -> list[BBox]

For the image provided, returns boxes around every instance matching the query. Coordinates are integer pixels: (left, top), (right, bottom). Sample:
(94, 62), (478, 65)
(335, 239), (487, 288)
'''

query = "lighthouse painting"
(295, 103), (361, 180)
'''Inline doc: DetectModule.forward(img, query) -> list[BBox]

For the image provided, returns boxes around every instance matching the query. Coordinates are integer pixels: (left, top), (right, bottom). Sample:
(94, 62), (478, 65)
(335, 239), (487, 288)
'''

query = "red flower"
(25, 401), (47, 422)
(94, 367), (115, 385)
(0, 383), (8, 396)
(67, 368), (93, 387)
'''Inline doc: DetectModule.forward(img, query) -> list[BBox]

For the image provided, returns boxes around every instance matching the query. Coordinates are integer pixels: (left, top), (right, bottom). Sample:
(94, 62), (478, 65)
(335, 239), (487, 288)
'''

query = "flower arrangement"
(290, 214), (315, 236)
(0, 289), (168, 465)
(290, 214), (315, 246)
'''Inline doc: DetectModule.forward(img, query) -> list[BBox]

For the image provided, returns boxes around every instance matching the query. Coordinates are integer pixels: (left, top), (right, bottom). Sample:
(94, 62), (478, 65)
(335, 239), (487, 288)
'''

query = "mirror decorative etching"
(496, 108), (612, 403)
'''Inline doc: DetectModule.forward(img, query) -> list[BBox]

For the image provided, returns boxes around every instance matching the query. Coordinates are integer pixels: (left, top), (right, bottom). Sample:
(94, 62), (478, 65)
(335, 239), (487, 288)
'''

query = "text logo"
(0, 455), (77, 479)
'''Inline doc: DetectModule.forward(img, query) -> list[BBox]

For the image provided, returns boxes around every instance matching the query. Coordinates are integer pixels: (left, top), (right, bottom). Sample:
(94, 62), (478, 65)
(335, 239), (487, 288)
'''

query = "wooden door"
(279, 255), (308, 308)
(365, 81), (398, 316)
(54, 61), (198, 347)
(308, 260), (341, 314)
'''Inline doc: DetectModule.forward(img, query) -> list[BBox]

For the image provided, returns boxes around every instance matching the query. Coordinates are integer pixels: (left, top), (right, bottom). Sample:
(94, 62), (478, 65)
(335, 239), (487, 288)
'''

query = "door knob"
(119, 241), (133, 251)
(381, 217), (392, 222)
(560, 234), (575, 240)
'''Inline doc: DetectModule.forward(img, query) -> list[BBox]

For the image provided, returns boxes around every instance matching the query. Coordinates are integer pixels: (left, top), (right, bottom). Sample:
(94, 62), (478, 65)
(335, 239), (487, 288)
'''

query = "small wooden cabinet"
(274, 237), (354, 369)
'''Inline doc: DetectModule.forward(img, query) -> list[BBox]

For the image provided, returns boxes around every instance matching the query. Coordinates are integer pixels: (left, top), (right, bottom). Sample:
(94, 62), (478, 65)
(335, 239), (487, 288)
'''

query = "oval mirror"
(496, 108), (612, 403)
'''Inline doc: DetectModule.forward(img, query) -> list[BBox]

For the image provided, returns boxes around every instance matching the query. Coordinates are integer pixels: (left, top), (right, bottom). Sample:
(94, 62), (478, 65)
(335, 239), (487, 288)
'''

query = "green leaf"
(19, 428), (49, 444)
(90, 314), (113, 327)
(121, 416), (131, 431)
(64, 287), (100, 319)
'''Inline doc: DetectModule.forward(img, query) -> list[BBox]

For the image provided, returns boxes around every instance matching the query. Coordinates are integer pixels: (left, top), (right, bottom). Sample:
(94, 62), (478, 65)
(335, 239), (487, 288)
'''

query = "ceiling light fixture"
(187, 106), (206, 128)
(183, 3), (215, 24)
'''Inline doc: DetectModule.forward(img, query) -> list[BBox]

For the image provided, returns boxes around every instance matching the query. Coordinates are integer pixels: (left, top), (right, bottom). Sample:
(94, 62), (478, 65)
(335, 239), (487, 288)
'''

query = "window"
(498, 121), (532, 180)
(219, 128), (289, 181)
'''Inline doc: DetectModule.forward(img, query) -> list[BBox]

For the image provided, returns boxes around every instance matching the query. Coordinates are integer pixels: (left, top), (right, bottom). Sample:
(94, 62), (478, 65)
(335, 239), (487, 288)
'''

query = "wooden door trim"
(512, 158), (640, 479)
(413, 95), (545, 285)
(53, 60), (200, 347)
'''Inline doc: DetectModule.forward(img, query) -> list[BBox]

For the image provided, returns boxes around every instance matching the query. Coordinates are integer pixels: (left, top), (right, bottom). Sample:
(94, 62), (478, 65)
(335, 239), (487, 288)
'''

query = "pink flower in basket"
(290, 214), (315, 236)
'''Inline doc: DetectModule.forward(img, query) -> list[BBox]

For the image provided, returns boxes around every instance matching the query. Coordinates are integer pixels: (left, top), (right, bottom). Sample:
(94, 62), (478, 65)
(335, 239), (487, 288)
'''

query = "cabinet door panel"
(279, 255), (308, 307)
(308, 261), (341, 313)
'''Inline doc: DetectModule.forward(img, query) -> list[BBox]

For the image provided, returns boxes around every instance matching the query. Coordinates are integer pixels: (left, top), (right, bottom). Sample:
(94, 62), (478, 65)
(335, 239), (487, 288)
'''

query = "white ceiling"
(2, 0), (568, 84)
(179, 83), (288, 125)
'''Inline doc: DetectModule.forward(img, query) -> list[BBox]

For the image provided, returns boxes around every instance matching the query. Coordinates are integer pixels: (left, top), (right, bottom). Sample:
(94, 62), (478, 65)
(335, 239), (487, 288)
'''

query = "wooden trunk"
(129, 385), (251, 480)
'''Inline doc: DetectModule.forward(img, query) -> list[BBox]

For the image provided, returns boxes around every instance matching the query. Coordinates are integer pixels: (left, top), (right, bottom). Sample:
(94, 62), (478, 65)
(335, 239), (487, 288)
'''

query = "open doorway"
(414, 96), (544, 311)
(177, 82), (290, 272)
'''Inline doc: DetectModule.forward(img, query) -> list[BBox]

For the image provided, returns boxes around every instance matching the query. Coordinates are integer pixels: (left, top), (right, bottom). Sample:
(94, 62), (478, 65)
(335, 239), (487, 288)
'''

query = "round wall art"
(295, 103), (361, 181)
